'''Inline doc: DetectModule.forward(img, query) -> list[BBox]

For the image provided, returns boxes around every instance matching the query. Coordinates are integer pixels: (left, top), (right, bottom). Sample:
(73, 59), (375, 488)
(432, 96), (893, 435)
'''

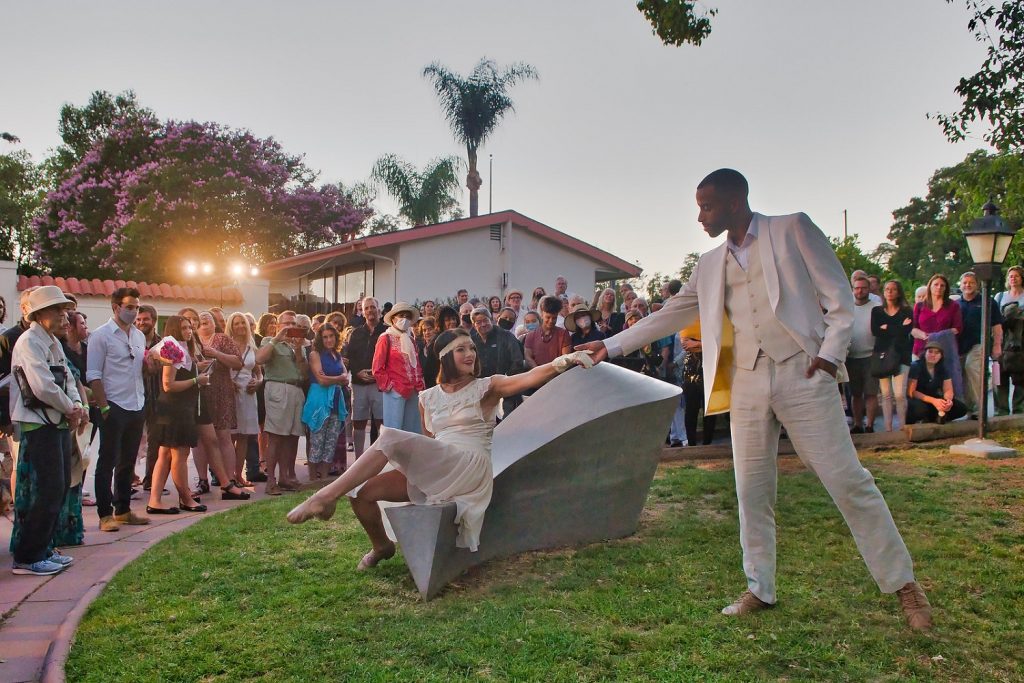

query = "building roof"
(16, 274), (243, 305)
(260, 210), (642, 278)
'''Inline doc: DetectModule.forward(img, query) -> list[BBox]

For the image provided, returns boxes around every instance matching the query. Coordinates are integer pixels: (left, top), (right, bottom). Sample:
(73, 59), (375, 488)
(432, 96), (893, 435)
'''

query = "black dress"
(153, 365), (200, 448)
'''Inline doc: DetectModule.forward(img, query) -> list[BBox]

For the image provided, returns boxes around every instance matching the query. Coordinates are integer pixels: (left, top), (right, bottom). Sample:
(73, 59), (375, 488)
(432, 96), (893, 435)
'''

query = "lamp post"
(950, 200), (1020, 459)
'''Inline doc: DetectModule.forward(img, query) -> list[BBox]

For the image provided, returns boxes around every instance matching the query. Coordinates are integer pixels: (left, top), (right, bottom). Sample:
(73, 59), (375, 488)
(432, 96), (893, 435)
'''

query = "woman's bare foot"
(286, 492), (338, 524)
(356, 542), (396, 570)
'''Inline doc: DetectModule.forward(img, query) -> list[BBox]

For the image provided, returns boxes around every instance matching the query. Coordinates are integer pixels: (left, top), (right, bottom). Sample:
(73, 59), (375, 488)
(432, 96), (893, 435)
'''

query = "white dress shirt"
(10, 322), (81, 425)
(726, 217), (759, 271)
(85, 318), (146, 411)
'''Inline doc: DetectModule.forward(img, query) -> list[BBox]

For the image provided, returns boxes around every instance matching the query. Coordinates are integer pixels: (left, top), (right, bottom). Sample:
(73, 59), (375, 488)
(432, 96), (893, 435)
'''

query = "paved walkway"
(0, 446), (320, 683)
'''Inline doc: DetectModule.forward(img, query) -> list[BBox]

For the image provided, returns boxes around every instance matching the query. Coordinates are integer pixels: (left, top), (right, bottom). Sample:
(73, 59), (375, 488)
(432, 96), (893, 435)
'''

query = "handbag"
(869, 342), (901, 378)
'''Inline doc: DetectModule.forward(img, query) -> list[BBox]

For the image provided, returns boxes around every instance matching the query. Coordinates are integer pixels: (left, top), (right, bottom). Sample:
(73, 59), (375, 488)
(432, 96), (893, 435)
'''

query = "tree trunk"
(466, 146), (482, 217)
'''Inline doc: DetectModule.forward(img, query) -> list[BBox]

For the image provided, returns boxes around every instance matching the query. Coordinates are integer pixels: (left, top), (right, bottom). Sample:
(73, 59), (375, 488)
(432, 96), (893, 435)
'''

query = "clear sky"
(1, 0), (989, 279)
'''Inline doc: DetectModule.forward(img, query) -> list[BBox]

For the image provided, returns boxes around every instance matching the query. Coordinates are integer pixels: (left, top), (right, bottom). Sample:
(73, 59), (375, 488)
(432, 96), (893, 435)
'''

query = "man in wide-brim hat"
(9, 286), (87, 576)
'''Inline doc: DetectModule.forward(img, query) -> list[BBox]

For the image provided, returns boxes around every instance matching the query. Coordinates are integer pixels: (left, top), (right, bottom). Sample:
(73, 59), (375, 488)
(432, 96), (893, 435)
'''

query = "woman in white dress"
(287, 328), (592, 569)
(227, 313), (261, 486)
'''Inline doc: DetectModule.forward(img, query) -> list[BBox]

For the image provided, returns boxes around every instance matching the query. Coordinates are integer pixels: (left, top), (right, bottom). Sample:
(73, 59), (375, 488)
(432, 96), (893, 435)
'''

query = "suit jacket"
(605, 212), (854, 414)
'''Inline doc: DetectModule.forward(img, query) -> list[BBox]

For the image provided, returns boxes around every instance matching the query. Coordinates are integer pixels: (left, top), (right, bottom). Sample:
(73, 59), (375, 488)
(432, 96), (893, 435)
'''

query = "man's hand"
(806, 356), (837, 379)
(574, 341), (607, 364)
(357, 369), (374, 383)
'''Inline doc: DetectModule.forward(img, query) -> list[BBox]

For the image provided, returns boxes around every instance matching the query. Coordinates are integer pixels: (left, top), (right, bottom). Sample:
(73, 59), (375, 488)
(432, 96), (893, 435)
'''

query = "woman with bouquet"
(146, 316), (211, 513)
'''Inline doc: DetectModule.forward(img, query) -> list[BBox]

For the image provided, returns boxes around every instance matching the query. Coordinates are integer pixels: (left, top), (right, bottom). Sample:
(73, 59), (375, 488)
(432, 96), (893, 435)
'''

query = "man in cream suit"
(580, 169), (932, 630)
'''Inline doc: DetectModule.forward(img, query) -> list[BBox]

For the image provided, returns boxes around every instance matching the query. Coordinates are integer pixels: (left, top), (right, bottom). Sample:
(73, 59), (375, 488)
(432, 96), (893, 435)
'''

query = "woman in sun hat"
(373, 302), (425, 433)
(564, 302), (605, 347)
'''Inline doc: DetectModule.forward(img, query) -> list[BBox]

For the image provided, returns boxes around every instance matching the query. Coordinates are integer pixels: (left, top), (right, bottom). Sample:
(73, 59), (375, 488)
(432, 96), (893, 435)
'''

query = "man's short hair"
(278, 309), (297, 320)
(852, 275), (869, 285)
(138, 304), (158, 319)
(539, 295), (562, 316)
(111, 287), (141, 305)
(457, 289), (468, 296)
(697, 168), (749, 197)
(667, 279), (682, 295)
(361, 297), (379, 309)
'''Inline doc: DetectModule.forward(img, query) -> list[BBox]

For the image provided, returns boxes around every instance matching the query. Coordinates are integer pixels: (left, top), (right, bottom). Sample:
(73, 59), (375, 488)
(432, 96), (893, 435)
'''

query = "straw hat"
(563, 303), (600, 332)
(383, 301), (421, 327)
(25, 285), (73, 320)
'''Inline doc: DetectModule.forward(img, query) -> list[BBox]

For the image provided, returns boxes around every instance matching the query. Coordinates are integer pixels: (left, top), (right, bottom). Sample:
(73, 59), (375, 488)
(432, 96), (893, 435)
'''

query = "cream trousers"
(728, 352), (916, 604)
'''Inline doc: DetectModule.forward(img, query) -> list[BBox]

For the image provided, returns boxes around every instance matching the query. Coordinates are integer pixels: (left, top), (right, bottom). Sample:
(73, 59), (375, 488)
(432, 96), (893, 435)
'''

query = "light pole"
(951, 200), (1020, 459)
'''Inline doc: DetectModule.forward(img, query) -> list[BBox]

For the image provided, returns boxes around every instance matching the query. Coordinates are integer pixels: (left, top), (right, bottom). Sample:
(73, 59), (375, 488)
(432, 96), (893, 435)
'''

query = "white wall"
(0, 261), (17, 327)
(394, 233), (505, 304)
(508, 228), (602, 301)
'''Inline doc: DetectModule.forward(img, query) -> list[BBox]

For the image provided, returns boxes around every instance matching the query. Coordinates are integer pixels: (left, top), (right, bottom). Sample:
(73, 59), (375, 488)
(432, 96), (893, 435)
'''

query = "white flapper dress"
(356, 377), (497, 551)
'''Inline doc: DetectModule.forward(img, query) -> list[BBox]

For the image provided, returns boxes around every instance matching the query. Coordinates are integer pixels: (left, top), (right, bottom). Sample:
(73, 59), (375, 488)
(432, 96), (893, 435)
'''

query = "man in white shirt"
(10, 286), (86, 575)
(847, 275), (881, 432)
(86, 287), (148, 531)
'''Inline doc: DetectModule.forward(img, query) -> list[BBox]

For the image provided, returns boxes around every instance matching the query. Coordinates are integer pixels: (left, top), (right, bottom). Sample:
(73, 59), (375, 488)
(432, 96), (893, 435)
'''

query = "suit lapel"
(757, 213), (782, 311)
(700, 242), (728, 349)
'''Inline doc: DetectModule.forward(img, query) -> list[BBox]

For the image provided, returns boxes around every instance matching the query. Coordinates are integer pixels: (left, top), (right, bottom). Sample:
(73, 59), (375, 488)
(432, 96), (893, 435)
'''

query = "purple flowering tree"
(34, 115), (372, 280)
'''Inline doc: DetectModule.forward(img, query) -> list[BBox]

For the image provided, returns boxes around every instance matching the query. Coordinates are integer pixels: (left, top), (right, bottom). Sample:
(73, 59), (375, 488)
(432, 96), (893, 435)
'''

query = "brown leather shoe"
(721, 590), (775, 616)
(98, 515), (121, 532)
(896, 581), (932, 631)
(113, 511), (150, 526)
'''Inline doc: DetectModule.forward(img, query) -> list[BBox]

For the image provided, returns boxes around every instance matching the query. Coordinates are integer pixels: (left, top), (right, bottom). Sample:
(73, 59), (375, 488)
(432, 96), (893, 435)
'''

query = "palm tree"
(422, 58), (538, 217)
(371, 154), (463, 226)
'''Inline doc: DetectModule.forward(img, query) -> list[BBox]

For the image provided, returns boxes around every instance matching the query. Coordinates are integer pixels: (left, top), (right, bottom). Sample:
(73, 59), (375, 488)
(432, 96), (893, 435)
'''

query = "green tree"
(828, 235), (884, 280)
(0, 150), (44, 269)
(636, 0), (716, 46)
(422, 58), (538, 217)
(371, 154), (463, 226)
(885, 149), (1024, 286)
(46, 90), (154, 183)
(935, 1), (1024, 151)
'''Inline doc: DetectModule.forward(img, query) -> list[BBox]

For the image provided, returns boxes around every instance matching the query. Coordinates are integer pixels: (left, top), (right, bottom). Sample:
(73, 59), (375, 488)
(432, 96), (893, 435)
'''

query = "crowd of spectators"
(1, 265), (1020, 576)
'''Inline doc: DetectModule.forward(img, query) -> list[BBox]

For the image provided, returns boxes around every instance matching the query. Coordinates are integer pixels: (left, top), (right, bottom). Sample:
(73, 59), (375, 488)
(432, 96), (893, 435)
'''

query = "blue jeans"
(383, 390), (421, 434)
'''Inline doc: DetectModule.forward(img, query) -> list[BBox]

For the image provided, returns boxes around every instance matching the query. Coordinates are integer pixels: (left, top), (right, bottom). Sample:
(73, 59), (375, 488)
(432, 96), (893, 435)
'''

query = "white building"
(261, 210), (641, 312)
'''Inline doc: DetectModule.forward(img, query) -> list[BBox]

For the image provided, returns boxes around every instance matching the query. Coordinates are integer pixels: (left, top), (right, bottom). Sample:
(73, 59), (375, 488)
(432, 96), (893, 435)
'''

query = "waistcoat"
(724, 244), (802, 370)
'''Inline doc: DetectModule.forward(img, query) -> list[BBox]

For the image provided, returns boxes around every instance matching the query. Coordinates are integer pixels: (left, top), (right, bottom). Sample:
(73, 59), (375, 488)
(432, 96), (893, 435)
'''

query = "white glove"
(552, 351), (594, 373)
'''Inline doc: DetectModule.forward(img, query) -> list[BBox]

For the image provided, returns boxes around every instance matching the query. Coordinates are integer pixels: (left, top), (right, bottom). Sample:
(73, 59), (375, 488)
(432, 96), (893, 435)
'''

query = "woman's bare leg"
(192, 443), (208, 483)
(147, 447), (173, 509)
(198, 425), (245, 495)
(169, 448), (192, 507)
(349, 470), (409, 569)
(233, 435), (248, 483)
(286, 448), (388, 523)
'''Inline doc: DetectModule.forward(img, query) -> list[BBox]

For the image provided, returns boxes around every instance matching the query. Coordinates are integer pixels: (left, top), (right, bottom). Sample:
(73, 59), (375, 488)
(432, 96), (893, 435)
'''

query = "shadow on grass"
(66, 449), (1024, 682)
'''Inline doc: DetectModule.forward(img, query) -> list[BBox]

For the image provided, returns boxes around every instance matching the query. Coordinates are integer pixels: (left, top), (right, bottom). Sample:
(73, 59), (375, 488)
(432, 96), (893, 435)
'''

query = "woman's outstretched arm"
(484, 351), (593, 401)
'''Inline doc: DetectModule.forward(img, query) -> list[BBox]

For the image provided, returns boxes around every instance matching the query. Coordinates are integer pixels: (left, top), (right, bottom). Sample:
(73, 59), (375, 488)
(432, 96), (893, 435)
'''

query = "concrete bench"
(385, 362), (682, 599)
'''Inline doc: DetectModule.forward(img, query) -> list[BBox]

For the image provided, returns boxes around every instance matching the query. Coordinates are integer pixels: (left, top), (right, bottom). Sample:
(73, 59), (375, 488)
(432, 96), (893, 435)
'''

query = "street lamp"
(951, 200), (1020, 459)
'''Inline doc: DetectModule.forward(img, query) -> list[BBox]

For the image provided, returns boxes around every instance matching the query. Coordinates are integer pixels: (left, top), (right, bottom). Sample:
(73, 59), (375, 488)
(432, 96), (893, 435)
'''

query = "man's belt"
(267, 379), (303, 387)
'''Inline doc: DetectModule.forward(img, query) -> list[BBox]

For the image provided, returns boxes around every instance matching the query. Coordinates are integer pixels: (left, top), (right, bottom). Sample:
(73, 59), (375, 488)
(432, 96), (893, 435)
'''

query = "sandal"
(192, 478), (210, 496)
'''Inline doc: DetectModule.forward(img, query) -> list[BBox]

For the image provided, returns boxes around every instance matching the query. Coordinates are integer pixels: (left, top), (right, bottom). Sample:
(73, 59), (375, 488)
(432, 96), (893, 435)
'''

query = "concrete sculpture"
(385, 362), (681, 599)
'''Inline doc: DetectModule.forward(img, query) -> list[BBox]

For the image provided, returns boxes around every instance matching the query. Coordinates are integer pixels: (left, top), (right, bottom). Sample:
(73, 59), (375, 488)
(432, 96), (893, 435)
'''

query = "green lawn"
(66, 438), (1024, 682)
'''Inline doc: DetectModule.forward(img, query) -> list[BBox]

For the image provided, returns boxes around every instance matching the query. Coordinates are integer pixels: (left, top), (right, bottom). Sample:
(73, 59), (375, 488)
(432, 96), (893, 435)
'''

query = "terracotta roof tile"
(16, 273), (247, 305)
